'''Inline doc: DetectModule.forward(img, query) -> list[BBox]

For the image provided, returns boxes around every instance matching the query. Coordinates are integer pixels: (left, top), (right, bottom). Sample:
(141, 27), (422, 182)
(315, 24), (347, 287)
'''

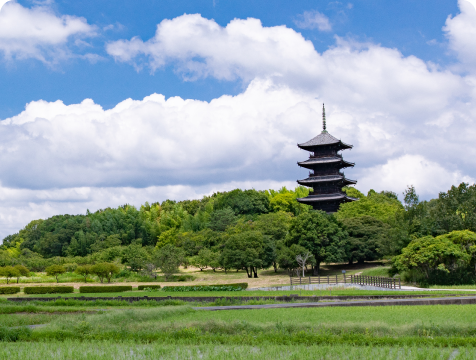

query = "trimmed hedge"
(162, 283), (248, 292)
(79, 286), (133, 293)
(0, 287), (20, 295)
(24, 286), (74, 294)
(138, 285), (161, 290)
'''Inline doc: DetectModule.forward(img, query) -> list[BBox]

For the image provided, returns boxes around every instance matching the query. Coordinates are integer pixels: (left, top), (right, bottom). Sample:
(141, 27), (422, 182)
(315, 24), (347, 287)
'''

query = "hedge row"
(79, 286), (132, 293)
(137, 285), (161, 290)
(24, 286), (74, 294)
(162, 283), (248, 292)
(0, 287), (20, 294)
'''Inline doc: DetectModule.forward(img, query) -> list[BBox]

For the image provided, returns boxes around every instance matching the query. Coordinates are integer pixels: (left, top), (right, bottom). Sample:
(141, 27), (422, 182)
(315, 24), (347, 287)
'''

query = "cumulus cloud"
(358, 155), (475, 196)
(444, 0), (476, 72)
(294, 10), (332, 32)
(3, 5), (476, 237)
(0, 1), (95, 63)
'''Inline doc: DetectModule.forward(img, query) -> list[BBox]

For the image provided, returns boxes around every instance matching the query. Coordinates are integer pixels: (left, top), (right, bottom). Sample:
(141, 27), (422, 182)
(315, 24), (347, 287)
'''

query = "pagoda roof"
(297, 157), (355, 169)
(297, 193), (359, 204)
(297, 175), (357, 186)
(298, 131), (352, 150)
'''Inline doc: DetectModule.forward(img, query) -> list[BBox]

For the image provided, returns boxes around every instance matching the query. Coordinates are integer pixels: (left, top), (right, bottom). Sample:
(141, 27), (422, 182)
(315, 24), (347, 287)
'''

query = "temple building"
(296, 105), (358, 213)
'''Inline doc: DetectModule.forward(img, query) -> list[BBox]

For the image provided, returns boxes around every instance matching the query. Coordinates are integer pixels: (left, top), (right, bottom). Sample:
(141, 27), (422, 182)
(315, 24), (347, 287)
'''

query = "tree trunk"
(253, 267), (258, 278)
(312, 262), (321, 276)
(273, 262), (277, 273)
(348, 258), (353, 265)
(245, 267), (252, 278)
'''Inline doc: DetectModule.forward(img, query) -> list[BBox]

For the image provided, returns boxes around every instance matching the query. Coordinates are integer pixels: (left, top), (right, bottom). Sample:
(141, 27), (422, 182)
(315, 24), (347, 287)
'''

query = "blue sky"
(0, 0), (475, 238)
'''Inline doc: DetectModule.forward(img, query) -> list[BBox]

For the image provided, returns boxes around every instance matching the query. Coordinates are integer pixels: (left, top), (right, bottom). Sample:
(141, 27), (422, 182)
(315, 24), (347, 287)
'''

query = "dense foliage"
(2, 182), (476, 284)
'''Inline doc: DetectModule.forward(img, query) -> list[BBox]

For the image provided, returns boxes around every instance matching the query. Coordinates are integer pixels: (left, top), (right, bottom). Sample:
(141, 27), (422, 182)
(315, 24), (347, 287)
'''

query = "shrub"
(162, 283), (248, 292)
(0, 266), (20, 284)
(0, 287), (20, 294)
(79, 286), (132, 293)
(138, 285), (161, 290)
(91, 263), (120, 283)
(24, 286), (74, 294)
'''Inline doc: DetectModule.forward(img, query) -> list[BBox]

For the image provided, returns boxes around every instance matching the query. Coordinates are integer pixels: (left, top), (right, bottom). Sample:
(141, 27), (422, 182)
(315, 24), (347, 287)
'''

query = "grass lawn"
(1, 342), (475, 360)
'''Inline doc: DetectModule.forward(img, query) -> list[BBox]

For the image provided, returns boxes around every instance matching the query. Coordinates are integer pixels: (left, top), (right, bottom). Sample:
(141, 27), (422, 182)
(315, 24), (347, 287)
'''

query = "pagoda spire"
(322, 103), (327, 133)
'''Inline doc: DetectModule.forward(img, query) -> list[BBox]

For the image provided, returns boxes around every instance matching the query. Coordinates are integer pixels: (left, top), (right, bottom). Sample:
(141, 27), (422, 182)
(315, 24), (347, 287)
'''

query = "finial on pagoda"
(322, 103), (327, 133)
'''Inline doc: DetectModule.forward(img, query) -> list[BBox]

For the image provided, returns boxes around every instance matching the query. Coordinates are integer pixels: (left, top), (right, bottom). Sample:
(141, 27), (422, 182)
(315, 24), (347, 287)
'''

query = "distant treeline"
(1, 183), (476, 283)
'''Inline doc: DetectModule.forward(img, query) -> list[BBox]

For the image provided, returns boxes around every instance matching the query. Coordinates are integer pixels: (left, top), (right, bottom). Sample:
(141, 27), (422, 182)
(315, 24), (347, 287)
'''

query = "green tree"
(91, 263), (120, 283)
(214, 189), (270, 215)
(341, 216), (390, 264)
(13, 265), (30, 283)
(276, 243), (315, 275)
(75, 265), (93, 283)
(286, 211), (348, 275)
(45, 265), (66, 283)
(337, 188), (404, 223)
(221, 231), (274, 278)
(208, 207), (237, 231)
(121, 244), (150, 272)
(393, 235), (470, 278)
(153, 245), (185, 281)
(0, 266), (20, 284)
(254, 211), (292, 272)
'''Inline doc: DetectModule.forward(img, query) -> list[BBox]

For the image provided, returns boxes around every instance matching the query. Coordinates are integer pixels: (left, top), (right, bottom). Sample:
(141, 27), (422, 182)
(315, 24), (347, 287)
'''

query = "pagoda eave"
(297, 194), (359, 204)
(297, 177), (357, 186)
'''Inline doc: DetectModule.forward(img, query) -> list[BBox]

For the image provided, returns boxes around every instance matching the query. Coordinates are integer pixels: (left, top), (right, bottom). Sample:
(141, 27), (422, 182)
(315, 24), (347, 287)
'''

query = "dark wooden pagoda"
(296, 104), (358, 212)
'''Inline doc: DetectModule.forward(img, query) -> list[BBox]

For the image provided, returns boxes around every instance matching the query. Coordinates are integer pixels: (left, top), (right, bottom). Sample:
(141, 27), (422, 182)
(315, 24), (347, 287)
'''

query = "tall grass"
(1, 342), (475, 360)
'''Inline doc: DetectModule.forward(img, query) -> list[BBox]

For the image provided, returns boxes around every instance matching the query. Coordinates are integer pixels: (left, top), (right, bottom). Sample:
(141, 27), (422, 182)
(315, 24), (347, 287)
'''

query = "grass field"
(2, 342), (475, 360)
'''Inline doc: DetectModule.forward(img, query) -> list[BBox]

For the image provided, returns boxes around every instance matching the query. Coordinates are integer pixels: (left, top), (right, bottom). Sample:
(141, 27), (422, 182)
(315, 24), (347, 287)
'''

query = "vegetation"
(23, 286), (74, 294)
(2, 183), (476, 287)
(79, 286), (132, 293)
(162, 283), (248, 292)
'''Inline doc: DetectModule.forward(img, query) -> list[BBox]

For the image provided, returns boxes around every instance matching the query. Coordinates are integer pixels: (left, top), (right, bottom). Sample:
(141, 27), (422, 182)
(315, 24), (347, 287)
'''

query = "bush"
(138, 285), (161, 290)
(0, 287), (20, 294)
(79, 286), (133, 293)
(24, 286), (74, 294)
(162, 283), (248, 292)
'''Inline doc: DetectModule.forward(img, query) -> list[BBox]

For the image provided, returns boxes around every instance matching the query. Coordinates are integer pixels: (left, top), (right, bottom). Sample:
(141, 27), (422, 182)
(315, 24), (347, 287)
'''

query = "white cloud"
(0, 1), (95, 63)
(0, 0), (10, 11)
(444, 0), (476, 72)
(294, 10), (332, 32)
(3, 4), (476, 238)
(357, 155), (475, 197)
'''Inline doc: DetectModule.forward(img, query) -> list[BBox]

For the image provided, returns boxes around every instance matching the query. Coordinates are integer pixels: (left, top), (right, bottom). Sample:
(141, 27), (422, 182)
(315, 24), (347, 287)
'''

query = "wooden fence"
(290, 274), (401, 289)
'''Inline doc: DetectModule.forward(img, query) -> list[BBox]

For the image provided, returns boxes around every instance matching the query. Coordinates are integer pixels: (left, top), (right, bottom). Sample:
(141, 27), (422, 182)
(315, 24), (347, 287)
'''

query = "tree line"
(1, 183), (476, 284)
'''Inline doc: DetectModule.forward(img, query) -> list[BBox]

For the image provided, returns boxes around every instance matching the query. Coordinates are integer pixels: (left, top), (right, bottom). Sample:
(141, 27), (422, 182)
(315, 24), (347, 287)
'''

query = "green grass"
(4, 288), (474, 298)
(2, 342), (475, 359)
(429, 285), (476, 290)
(6, 304), (476, 343)
(359, 266), (391, 277)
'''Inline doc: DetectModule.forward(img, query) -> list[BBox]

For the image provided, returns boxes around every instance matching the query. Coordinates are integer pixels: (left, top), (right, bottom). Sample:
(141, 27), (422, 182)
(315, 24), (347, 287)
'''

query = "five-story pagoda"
(296, 105), (358, 212)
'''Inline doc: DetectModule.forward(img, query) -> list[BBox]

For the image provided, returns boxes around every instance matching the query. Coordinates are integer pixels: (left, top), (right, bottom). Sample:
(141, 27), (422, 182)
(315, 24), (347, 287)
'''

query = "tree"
(286, 211), (348, 275)
(121, 244), (150, 272)
(153, 245), (185, 281)
(13, 265), (30, 284)
(341, 216), (390, 264)
(221, 231), (274, 278)
(393, 235), (470, 278)
(276, 243), (313, 275)
(91, 263), (120, 283)
(191, 249), (211, 271)
(254, 211), (292, 272)
(75, 265), (93, 283)
(45, 265), (66, 283)
(208, 207), (237, 231)
(214, 189), (270, 215)
(337, 188), (404, 223)
(0, 266), (20, 284)
(296, 252), (312, 277)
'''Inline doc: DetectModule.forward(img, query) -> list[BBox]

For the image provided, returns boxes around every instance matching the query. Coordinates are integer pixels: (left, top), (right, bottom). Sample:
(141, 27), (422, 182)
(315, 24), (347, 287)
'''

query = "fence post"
(327, 275), (329, 284)
(318, 276), (320, 284)
(399, 278), (401, 289)
(299, 277), (302, 285)
(336, 275), (338, 284)
(344, 274), (346, 284)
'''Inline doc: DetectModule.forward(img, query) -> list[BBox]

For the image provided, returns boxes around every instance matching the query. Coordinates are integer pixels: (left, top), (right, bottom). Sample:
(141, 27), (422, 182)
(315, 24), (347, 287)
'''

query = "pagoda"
(296, 104), (358, 212)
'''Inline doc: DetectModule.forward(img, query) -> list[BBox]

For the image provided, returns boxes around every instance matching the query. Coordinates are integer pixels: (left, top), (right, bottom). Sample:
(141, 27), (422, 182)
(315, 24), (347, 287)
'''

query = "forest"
(1, 182), (476, 285)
